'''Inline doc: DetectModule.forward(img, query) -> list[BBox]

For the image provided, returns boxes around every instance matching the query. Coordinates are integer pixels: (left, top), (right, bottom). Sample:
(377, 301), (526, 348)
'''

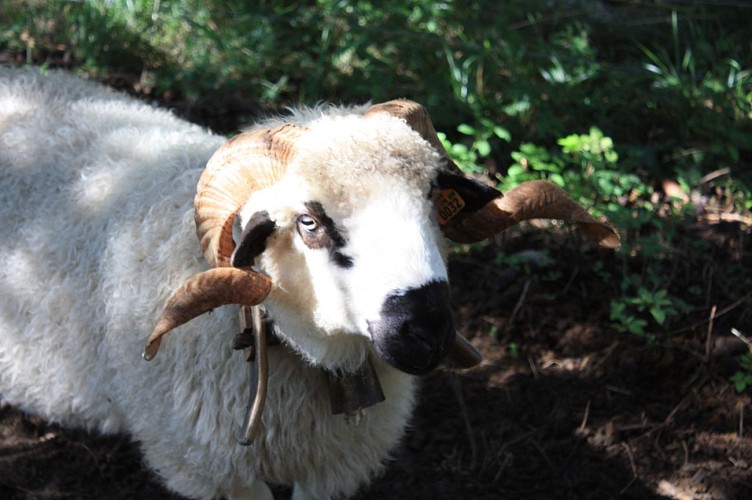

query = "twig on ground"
(527, 355), (540, 380)
(530, 438), (559, 478)
(739, 401), (745, 439)
(508, 278), (531, 325)
(681, 440), (689, 466)
(585, 342), (620, 375)
(578, 399), (591, 434)
(705, 304), (717, 361)
(698, 167), (731, 184)
(627, 377), (710, 442)
(493, 429), (538, 483)
(715, 295), (752, 320)
(664, 377), (709, 427)
(449, 372), (478, 469)
(671, 291), (752, 336)
(704, 264), (714, 312)
(731, 328), (752, 351)
(619, 441), (638, 494)
(561, 265), (579, 295)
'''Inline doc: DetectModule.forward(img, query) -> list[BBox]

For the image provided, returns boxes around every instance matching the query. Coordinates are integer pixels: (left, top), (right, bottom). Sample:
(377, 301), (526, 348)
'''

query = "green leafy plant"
(730, 353), (752, 393)
(438, 119), (511, 175)
(505, 143), (565, 188)
(610, 288), (691, 343)
(499, 127), (634, 206)
(609, 300), (651, 341)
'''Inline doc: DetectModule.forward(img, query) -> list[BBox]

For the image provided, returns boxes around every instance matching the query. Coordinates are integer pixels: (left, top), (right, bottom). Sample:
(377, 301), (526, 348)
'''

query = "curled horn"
(444, 180), (621, 248)
(195, 124), (305, 268)
(145, 124), (305, 358)
(144, 268), (272, 360)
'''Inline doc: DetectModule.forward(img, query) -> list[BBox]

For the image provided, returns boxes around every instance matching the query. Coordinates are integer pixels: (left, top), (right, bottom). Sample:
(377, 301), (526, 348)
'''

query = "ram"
(0, 68), (618, 499)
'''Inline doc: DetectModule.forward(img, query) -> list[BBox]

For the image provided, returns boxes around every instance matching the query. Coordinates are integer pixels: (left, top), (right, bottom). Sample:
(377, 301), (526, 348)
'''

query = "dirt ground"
(1, 67), (751, 499)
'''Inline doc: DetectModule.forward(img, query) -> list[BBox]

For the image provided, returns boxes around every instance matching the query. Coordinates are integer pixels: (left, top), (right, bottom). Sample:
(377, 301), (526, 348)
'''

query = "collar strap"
(233, 308), (281, 361)
(236, 305), (269, 445)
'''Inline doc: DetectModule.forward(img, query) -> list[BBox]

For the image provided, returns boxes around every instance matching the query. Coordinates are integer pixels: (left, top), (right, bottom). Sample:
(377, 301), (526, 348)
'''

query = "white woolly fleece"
(0, 68), (429, 500)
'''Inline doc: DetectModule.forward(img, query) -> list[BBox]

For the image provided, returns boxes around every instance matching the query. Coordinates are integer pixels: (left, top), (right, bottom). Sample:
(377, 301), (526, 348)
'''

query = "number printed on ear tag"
(436, 189), (466, 225)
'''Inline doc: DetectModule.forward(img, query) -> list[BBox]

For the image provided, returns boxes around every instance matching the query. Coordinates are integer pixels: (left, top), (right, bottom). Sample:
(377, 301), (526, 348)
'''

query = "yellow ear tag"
(436, 189), (465, 225)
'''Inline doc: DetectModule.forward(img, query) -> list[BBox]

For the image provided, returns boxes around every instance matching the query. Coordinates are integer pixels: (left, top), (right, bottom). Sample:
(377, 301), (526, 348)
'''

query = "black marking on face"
(232, 211), (277, 268)
(299, 201), (353, 269)
(436, 172), (501, 213)
(331, 251), (354, 268)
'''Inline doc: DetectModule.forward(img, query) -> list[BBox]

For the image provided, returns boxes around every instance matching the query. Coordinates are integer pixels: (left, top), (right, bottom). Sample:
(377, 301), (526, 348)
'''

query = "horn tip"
(579, 221), (622, 249)
(143, 339), (161, 361)
(600, 235), (622, 249)
(448, 333), (484, 369)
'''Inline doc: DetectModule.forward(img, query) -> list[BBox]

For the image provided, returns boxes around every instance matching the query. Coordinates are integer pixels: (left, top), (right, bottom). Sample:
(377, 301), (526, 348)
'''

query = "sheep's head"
(144, 100), (619, 376)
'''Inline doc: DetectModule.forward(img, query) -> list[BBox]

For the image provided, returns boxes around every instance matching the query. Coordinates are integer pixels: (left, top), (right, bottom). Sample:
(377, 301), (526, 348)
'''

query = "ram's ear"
(435, 172), (501, 224)
(231, 211), (277, 268)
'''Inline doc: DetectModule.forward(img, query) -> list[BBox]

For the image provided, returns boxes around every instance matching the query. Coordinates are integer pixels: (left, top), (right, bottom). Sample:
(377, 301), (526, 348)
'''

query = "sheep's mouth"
(367, 281), (455, 376)
(372, 326), (455, 375)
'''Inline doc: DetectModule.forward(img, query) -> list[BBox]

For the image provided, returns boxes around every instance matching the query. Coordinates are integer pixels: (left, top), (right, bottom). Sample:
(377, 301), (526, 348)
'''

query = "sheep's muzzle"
(368, 281), (455, 376)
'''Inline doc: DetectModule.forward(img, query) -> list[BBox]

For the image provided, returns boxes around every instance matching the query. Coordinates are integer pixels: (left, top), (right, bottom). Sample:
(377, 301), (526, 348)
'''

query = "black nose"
(368, 281), (455, 375)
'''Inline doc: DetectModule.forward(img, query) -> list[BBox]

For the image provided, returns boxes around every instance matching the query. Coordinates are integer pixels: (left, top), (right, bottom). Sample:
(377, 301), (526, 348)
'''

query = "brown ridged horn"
(144, 267), (272, 360)
(444, 180), (621, 248)
(195, 124), (306, 268)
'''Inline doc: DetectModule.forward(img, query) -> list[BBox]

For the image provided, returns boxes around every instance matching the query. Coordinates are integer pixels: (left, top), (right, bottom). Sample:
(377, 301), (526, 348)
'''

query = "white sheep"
(0, 67), (618, 499)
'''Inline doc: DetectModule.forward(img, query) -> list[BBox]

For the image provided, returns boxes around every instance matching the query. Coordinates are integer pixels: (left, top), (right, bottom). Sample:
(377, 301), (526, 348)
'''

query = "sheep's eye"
(297, 214), (319, 233)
